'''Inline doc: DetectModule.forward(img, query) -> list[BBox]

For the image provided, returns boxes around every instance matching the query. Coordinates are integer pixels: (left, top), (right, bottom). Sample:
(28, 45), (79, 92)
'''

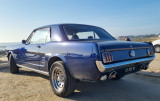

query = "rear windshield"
(64, 26), (115, 41)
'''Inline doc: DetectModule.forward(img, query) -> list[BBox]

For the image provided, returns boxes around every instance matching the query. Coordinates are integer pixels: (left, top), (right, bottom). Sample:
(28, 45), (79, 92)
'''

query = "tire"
(49, 61), (77, 97)
(154, 45), (160, 53)
(9, 55), (19, 74)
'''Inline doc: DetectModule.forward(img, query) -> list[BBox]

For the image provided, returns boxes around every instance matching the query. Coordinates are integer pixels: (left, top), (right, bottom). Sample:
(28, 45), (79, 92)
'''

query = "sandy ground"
(0, 57), (8, 69)
(0, 54), (160, 101)
(138, 53), (160, 76)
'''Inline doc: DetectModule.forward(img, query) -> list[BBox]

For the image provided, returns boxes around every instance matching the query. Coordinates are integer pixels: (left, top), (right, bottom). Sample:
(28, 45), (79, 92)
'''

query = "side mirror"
(22, 40), (26, 44)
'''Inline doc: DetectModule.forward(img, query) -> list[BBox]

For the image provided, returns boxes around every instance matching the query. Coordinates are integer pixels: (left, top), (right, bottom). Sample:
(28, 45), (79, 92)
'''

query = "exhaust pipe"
(100, 71), (118, 80)
(100, 75), (107, 81)
(108, 71), (117, 79)
(141, 64), (148, 70)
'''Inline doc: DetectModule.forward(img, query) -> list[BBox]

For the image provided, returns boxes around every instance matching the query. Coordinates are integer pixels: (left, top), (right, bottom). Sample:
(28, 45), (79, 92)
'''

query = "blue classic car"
(6, 24), (155, 97)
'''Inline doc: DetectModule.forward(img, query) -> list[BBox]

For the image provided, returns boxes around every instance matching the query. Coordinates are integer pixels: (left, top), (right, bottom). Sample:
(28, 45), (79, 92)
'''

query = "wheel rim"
(51, 67), (65, 92)
(155, 46), (160, 52)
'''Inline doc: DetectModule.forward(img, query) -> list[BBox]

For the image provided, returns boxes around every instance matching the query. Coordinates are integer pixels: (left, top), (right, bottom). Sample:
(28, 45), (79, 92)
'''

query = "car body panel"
(17, 44), (41, 69)
(38, 42), (100, 80)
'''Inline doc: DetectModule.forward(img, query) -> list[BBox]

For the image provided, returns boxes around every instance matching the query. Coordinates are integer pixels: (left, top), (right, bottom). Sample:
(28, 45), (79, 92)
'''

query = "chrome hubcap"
(51, 67), (65, 92)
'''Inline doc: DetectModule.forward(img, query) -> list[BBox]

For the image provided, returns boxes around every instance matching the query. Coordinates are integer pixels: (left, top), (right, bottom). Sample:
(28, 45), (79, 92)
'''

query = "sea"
(0, 42), (20, 51)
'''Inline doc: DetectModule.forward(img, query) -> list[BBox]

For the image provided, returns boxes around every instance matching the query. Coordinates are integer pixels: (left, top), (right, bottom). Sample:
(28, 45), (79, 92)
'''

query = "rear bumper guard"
(96, 55), (155, 73)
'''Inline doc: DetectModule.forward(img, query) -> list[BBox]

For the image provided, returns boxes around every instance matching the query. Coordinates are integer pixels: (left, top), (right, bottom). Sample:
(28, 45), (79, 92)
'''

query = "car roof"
(35, 23), (98, 29)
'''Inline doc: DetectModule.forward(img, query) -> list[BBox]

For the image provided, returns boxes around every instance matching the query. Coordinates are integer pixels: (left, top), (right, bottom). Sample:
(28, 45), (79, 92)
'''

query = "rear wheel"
(49, 61), (77, 97)
(9, 55), (19, 74)
(154, 45), (160, 53)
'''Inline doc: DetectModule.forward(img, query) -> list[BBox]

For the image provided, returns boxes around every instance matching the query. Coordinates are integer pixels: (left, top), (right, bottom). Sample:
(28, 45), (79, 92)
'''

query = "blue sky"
(0, 0), (160, 42)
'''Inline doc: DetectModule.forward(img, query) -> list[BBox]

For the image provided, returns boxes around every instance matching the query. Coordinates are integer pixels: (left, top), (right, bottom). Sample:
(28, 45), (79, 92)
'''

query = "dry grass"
(131, 37), (160, 42)
(0, 51), (6, 57)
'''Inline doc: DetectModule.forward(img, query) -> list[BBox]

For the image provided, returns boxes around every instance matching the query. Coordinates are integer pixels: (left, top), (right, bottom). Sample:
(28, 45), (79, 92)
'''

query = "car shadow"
(18, 69), (49, 80)
(0, 67), (49, 80)
(66, 76), (160, 101)
(0, 61), (8, 63)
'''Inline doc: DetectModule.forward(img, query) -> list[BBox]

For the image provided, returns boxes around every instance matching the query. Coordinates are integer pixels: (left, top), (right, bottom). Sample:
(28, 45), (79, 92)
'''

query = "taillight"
(102, 52), (113, 63)
(147, 48), (154, 56)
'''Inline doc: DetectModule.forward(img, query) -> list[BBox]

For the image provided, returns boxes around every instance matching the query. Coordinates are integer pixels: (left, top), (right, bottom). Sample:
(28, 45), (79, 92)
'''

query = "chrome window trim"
(26, 27), (51, 45)
(22, 62), (45, 67)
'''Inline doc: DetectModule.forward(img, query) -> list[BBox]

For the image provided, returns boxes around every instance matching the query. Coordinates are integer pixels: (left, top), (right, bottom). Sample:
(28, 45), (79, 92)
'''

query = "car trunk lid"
(96, 40), (152, 63)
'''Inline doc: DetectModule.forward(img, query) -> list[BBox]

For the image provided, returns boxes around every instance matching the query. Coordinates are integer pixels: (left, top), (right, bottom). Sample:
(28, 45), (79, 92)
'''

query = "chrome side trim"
(96, 55), (155, 73)
(22, 62), (45, 67)
(17, 64), (49, 75)
(101, 47), (150, 52)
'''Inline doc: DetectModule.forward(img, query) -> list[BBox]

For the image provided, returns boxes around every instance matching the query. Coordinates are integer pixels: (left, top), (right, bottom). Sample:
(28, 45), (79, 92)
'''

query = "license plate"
(128, 67), (133, 71)
(125, 66), (136, 72)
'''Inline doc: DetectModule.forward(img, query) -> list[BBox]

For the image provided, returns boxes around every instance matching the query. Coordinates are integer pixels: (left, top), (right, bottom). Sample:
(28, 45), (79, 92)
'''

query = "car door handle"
(37, 45), (41, 48)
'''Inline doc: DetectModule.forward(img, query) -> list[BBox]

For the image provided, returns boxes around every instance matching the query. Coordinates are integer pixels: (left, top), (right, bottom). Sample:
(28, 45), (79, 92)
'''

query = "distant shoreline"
(0, 42), (20, 51)
(0, 46), (6, 51)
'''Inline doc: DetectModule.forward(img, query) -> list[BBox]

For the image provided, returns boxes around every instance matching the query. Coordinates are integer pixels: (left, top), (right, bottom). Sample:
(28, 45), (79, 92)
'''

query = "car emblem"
(130, 50), (135, 57)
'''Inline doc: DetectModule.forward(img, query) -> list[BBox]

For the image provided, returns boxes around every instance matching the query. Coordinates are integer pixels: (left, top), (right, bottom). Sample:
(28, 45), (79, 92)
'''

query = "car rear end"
(62, 24), (155, 80)
(95, 41), (155, 80)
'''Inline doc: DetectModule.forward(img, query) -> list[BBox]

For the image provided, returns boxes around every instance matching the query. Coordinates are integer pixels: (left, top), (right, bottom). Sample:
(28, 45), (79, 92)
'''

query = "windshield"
(64, 26), (115, 41)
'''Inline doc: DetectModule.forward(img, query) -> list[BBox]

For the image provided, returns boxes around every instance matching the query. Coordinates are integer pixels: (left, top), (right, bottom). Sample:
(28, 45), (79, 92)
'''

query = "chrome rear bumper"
(96, 55), (155, 73)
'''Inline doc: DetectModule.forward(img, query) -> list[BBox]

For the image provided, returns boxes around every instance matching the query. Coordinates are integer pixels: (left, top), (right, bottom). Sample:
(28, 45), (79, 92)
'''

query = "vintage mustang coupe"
(6, 24), (155, 97)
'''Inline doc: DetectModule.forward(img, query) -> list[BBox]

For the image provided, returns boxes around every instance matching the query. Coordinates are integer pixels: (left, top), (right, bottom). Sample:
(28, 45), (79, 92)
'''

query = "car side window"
(28, 28), (50, 44)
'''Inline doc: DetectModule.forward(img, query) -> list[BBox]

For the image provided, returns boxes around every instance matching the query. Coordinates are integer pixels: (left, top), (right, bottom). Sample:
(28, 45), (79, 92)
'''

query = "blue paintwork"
(6, 24), (155, 81)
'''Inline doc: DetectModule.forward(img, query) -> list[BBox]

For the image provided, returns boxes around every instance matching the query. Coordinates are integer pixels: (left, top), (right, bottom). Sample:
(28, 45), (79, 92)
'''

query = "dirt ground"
(139, 53), (160, 76)
(0, 54), (160, 101)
